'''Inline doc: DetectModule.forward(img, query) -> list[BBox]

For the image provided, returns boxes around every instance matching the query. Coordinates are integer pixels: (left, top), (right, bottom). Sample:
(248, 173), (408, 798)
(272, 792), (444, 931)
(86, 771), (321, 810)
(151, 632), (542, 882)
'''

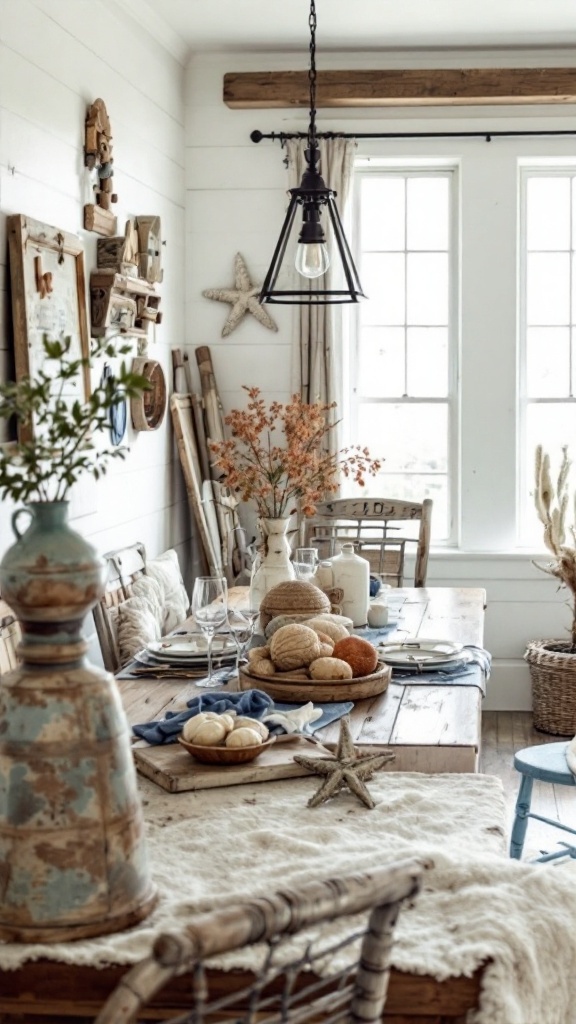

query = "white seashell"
(233, 716), (269, 740)
(225, 727), (263, 747)
(185, 719), (228, 746)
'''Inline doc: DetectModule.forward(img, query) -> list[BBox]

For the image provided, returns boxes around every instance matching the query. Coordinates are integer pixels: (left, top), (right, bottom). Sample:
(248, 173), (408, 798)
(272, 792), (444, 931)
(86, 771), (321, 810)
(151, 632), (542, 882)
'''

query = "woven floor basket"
(525, 639), (576, 735)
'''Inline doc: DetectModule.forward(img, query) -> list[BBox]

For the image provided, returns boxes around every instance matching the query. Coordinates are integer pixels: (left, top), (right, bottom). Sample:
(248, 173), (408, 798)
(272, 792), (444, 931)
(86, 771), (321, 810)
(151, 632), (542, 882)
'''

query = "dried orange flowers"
(209, 387), (381, 519)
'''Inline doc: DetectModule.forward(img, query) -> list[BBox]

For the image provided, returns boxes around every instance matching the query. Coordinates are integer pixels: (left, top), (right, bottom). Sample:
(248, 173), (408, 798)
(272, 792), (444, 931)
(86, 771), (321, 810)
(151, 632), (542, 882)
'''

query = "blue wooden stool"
(510, 742), (576, 861)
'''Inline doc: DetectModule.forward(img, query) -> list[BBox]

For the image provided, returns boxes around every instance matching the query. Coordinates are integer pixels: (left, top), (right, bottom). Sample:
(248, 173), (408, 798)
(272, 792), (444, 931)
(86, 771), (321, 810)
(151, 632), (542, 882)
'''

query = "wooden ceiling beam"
(224, 68), (576, 109)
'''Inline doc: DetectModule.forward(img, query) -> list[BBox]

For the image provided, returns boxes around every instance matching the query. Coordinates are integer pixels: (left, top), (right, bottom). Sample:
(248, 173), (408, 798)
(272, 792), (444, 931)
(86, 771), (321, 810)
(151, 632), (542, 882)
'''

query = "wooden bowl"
(177, 736), (276, 765)
(238, 660), (391, 703)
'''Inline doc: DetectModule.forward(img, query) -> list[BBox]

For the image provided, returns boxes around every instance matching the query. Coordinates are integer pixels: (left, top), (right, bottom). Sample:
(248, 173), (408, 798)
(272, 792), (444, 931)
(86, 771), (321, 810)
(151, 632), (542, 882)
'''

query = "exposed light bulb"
(295, 241), (330, 279)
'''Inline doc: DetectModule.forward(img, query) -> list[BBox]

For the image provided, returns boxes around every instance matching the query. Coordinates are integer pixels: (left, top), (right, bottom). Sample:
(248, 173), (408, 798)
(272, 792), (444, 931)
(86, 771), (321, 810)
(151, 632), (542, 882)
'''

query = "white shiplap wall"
(0, 0), (197, 636)
(184, 49), (576, 710)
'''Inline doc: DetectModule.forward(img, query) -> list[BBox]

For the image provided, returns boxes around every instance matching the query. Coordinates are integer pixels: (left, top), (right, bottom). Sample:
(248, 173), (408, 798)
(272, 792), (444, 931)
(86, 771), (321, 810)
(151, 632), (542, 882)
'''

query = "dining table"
(0, 585), (504, 1024)
(121, 585), (487, 776)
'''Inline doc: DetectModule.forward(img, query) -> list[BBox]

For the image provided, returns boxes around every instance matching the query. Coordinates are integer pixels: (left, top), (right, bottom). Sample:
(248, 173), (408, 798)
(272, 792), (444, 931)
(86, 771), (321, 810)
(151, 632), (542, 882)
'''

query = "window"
(350, 167), (457, 542)
(520, 169), (576, 545)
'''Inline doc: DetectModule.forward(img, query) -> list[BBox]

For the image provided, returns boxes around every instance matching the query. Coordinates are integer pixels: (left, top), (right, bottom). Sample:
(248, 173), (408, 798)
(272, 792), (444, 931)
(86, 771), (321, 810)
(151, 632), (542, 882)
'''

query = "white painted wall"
(185, 48), (576, 709)
(0, 0), (194, 661)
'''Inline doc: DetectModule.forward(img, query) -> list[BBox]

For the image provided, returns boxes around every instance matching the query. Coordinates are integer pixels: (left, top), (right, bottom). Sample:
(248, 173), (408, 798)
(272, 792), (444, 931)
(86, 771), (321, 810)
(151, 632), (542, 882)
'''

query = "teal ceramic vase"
(0, 502), (157, 941)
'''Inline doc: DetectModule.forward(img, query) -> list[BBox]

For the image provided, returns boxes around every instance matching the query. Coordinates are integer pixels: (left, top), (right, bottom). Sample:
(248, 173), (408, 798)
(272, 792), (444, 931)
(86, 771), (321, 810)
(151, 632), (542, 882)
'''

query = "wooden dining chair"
(302, 497), (433, 587)
(92, 542), (148, 672)
(94, 858), (428, 1024)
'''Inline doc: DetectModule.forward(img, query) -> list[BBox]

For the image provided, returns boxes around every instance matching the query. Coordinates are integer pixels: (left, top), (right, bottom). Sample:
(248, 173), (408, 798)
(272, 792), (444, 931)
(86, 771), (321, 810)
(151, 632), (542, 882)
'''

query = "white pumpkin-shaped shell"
(217, 713), (236, 733)
(186, 719), (228, 745)
(233, 716), (269, 740)
(181, 712), (218, 741)
(270, 623), (321, 670)
(226, 726), (263, 747)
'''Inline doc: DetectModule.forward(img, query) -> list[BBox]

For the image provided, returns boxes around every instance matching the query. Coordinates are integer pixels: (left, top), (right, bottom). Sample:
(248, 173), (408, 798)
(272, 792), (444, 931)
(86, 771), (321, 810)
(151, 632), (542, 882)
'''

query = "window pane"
(363, 472), (449, 540)
(526, 328), (570, 398)
(361, 177), (405, 251)
(407, 253), (448, 325)
(407, 177), (449, 250)
(523, 403), (576, 545)
(527, 177), (570, 251)
(361, 253), (405, 325)
(358, 328), (405, 397)
(358, 402), (448, 473)
(407, 328), (448, 397)
(526, 253), (570, 325)
(526, 402), (576, 459)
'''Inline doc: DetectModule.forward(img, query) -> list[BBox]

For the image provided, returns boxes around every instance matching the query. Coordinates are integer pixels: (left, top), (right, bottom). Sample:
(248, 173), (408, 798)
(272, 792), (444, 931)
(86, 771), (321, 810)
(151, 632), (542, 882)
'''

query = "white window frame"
(518, 163), (576, 545)
(348, 160), (460, 547)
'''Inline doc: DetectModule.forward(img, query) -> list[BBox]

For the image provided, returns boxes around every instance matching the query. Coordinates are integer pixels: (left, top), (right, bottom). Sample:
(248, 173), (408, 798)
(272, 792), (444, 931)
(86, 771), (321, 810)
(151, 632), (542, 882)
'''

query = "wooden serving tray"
(133, 735), (332, 793)
(238, 660), (391, 703)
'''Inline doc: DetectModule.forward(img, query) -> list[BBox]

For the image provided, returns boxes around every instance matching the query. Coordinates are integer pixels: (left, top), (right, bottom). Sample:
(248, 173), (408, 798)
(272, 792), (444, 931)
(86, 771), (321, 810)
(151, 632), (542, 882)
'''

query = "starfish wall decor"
(202, 252), (278, 338)
(293, 717), (396, 810)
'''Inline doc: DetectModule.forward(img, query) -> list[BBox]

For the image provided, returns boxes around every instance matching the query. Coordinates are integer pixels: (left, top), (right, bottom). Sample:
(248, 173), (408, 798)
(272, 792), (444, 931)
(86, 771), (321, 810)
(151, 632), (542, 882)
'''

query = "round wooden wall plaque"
(130, 356), (167, 431)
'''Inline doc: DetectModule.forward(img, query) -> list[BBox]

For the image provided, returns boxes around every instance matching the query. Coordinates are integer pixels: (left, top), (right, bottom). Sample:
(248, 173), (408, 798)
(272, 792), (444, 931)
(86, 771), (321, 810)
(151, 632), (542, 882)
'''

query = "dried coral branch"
(534, 445), (576, 649)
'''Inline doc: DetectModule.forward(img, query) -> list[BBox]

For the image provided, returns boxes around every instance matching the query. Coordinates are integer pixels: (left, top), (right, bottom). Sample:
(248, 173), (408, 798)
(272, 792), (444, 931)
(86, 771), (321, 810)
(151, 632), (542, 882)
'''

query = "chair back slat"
(93, 858), (429, 1024)
(92, 543), (147, 673)
(303, 497), (433, 587)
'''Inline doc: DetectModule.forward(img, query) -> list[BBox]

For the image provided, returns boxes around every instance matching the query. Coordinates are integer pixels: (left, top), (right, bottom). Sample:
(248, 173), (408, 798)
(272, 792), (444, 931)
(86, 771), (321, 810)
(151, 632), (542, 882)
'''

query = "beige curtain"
(285, 137), (356, 458)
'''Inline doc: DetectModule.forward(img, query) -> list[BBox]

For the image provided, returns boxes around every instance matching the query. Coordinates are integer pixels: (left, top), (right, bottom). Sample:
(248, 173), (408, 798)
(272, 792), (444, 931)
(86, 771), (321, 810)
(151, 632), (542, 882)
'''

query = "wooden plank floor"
(481, 711), (576, 860)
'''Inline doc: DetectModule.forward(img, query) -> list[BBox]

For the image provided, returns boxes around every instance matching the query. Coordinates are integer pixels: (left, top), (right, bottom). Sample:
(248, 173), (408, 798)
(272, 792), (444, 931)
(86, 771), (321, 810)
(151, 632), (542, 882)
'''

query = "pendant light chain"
(258, 0), (365, 303)
(307, 0), (317, 154)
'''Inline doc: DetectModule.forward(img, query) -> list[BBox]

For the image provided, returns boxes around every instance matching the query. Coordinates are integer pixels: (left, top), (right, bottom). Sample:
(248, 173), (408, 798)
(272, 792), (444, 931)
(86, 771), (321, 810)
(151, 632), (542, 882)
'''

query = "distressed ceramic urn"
(0, 502), (157, 941)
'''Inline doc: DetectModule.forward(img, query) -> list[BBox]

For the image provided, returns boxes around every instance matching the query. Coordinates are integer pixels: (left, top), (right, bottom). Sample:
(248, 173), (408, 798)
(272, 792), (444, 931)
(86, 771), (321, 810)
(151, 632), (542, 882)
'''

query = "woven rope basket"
(525, 639), (576, 736)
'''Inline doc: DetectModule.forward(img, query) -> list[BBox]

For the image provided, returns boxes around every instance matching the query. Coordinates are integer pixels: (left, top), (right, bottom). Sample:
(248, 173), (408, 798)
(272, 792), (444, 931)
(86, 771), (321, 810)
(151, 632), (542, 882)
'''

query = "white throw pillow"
(115, 575), (164, 666)
(146, 549), (189, 632)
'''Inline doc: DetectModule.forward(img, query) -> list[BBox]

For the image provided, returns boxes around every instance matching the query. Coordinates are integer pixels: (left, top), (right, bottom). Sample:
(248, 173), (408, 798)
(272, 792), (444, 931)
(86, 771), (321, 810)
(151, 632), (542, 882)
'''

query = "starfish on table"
(202, 252), (278, 337)
(293, 717), (396, 810)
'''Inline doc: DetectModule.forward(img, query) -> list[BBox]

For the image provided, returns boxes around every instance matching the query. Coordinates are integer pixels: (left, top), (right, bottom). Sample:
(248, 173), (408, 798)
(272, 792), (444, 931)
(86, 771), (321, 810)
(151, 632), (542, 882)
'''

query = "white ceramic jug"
(328, 543), (370, 627)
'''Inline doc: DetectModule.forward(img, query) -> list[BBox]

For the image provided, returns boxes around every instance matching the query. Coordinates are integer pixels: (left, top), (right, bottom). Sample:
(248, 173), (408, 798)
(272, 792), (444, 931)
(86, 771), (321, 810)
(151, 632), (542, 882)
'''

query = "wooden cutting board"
(133, 736), (333, 793)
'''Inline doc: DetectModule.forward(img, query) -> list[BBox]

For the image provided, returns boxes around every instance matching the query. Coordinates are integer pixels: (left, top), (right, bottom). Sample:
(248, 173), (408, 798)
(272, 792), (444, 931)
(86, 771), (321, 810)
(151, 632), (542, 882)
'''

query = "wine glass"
(293, 547), (318, 582)
(227, 606), (261, 676)
(191, 576), (228, 688)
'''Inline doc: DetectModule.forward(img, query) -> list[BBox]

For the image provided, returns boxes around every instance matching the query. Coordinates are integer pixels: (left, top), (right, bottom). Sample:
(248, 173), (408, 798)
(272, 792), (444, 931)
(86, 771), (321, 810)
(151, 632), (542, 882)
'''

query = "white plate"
(147, 636), (235, 661)
(388, 652), (473, 672)
(378, 638), (464, 666)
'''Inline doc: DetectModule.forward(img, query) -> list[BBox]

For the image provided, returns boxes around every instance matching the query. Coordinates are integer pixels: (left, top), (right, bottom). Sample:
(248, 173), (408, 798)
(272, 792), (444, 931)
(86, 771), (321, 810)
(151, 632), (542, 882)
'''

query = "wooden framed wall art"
(7, 214), (91, 441)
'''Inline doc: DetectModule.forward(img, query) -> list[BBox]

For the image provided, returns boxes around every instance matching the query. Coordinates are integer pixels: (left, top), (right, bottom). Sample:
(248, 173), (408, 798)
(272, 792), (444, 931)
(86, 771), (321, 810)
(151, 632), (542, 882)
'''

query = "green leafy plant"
(0, 334), (150, 503)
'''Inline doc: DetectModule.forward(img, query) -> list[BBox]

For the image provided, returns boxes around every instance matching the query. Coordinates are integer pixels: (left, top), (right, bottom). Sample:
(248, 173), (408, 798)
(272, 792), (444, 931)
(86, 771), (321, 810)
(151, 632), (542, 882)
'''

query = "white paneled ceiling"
(115, 0), (576, 61)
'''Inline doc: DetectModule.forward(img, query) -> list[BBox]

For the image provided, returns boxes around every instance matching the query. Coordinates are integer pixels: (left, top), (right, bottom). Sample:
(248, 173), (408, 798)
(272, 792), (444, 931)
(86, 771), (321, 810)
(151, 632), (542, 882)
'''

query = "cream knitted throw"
(2, 773), (576, 1023)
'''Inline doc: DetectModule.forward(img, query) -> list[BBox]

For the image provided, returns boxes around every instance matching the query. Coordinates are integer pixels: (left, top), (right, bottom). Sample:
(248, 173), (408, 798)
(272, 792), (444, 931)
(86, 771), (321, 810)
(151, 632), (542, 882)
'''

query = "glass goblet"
(227, 607), (260, 676)
(293, 547), (318, 582)
(191, 576), (228, 688)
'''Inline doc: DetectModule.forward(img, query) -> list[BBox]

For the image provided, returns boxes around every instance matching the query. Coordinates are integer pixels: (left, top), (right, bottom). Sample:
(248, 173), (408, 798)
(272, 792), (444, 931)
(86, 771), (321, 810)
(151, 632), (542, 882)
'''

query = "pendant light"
(259, 0), (365, 305)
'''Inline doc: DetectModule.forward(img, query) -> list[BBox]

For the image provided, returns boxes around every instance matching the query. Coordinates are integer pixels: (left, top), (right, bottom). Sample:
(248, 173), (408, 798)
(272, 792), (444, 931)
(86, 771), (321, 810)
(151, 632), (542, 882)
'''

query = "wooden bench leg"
(509, 773), (533, 859)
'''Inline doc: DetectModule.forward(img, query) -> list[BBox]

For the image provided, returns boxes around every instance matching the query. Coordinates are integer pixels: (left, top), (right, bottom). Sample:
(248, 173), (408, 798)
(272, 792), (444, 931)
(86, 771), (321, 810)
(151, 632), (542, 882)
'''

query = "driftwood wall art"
(7, 214), (91, 442)
(84, 98), (118, 237)
(90, 220), (163, 339)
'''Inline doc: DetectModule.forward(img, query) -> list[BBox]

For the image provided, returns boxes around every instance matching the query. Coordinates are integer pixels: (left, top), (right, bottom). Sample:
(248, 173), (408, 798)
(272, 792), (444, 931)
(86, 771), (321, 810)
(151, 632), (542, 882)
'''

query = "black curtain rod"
(250, 128), (576, 144)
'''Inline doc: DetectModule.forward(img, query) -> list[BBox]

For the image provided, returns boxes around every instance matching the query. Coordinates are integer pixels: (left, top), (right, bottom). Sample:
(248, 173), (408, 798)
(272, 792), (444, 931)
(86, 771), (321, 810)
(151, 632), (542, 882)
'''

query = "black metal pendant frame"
(259, 183), (365, 305)
(259, 0), (364, 306)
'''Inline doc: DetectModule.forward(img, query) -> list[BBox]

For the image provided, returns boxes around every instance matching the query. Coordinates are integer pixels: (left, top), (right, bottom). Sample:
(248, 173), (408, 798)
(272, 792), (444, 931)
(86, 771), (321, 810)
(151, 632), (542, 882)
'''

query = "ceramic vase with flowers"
(527, 445), (576, 735)
(0, 334), (157, 941)
(209, 387), (382, 609)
